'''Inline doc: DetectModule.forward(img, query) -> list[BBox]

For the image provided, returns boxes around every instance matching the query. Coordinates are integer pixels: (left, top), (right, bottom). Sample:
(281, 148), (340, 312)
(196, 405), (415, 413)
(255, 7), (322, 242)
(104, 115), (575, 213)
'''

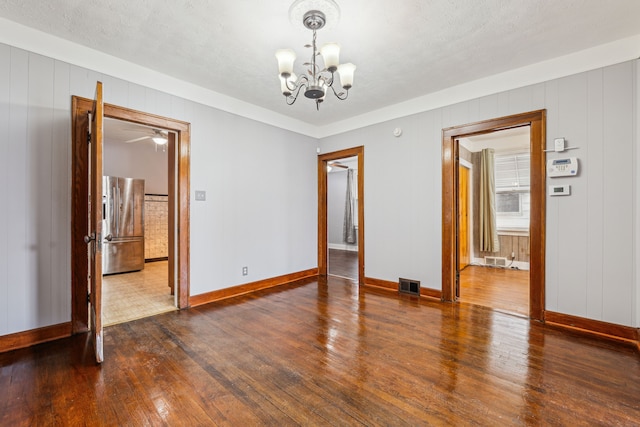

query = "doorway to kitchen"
(101, 119), (174, 325)
(71, 96), (191, 334)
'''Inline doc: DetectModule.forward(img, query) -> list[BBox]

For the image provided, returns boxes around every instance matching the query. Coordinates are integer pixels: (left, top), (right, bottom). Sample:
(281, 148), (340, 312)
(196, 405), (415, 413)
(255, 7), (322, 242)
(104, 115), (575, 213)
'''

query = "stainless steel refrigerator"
(102, 176), (145, 275)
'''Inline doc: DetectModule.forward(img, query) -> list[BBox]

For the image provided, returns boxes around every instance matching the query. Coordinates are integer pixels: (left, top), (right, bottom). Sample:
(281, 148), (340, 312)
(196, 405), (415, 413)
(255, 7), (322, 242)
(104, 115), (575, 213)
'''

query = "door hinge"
(87, 293), (91, 303)
(87, 131), (91, 144)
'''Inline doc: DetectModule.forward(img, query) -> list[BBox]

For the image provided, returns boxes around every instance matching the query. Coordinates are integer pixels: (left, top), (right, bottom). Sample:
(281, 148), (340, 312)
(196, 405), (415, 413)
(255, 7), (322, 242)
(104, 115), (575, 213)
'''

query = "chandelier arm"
(328, 83), (349, 100)
(285, 82), (307, 105)
(323, 71), (336, 88)
(285, 74), (309, 92)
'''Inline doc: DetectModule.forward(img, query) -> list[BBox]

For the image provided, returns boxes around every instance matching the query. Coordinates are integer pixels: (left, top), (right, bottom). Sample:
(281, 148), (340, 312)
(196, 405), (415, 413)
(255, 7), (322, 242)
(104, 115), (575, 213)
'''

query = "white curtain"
(479, 148), (500, 252)
(343, 169), (357, 244)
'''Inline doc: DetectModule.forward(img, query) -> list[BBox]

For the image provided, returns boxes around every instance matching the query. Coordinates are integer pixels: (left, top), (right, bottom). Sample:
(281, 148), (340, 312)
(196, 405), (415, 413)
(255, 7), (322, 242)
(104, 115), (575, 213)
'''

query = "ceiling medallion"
(275, 0), (356, 110)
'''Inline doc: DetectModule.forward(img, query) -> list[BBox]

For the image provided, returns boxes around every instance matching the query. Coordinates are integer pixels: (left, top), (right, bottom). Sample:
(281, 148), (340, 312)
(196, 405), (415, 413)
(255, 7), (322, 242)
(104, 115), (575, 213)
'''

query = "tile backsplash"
(145, 194), (168, 260)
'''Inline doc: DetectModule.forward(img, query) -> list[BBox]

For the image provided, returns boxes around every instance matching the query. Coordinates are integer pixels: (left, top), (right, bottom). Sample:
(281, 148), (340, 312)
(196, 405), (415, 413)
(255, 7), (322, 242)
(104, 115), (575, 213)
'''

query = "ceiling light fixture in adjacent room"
(151, 130), (168, 145)
(151, 135), (168, 145)
(276, 0), (356, 110)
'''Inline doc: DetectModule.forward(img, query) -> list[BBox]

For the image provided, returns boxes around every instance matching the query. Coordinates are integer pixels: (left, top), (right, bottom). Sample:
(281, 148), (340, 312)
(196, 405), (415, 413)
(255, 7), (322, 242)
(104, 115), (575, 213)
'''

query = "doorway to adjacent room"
(71, 95), (191, 335)
(101, 118), (175, 326)
(442, 110), (546, 321)
(456, 127), (532, 317)
(318, 146), (364, 285)
(326, 155), (359, 281)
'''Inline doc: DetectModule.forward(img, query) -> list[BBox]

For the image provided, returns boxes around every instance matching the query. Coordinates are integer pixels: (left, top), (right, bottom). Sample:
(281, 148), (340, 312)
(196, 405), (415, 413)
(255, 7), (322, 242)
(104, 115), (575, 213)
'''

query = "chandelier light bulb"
(275, 49), (296, 77)
(337, 62), (356, 89)
(320, 43), (340, 72)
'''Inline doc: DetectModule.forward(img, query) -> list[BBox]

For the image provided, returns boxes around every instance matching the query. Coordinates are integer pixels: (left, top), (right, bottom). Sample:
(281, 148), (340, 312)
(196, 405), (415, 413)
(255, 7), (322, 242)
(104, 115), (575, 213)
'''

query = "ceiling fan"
(327, 161), (349, 172)
(125, 128), (169, 145)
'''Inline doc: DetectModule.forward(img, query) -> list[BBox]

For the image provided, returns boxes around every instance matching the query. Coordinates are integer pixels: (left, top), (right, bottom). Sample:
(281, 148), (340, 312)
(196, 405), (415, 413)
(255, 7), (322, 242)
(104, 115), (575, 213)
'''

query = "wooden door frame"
(318, 146), (364, 284)
(442, 110), (546, 321)
(71, 96), (191, 333)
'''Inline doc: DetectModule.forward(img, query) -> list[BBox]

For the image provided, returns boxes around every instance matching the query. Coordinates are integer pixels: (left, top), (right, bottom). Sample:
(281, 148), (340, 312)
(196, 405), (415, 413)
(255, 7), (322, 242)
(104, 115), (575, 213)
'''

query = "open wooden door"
(87, 81), (105, 363)
(458, 164), (470, 271)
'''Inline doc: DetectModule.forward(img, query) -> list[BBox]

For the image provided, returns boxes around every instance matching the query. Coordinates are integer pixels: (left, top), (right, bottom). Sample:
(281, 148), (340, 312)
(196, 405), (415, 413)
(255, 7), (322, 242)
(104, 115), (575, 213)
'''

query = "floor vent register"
(399, 278), (420, 296)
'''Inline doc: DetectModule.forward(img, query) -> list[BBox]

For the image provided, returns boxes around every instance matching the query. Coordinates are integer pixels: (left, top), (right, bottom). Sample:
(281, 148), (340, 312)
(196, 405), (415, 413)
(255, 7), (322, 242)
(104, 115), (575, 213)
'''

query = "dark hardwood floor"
(328, 248), (358, 279)
(1, 277), (639, 426)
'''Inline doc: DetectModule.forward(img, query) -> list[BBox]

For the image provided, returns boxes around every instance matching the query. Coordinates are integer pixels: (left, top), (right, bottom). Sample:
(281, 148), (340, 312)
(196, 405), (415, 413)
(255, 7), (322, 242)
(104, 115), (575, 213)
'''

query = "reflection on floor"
(328, 248), (358, 280)
(459, 265), (529, 316)
(103, 260), (175, 326)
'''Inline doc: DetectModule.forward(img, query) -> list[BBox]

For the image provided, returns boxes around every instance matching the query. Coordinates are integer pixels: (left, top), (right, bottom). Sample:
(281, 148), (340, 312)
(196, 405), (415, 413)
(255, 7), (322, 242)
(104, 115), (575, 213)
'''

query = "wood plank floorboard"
(459, 265), (529, 316)
(328, 248), (358, 280)
(1, 276), (638, 426)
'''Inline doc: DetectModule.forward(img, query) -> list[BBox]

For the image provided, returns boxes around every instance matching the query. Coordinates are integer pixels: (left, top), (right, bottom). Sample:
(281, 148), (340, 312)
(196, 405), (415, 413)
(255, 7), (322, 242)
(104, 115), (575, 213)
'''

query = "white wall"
(0, 43), (318, 336)
(320, 60), (639, 328)
(104, 141), (168, 194)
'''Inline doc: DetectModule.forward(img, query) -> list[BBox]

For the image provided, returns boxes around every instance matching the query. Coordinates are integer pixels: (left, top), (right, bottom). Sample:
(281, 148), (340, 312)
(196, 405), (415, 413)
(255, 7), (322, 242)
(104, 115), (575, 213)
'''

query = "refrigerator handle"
(114, 185), (119, 233)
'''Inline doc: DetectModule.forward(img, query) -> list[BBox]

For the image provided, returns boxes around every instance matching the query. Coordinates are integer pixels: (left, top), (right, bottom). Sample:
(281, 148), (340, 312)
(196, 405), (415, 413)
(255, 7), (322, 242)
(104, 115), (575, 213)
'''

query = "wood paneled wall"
(478, 234), (530, 263)
(321, 60), (639, 328)
(0, 44), (318, 337)
(0, 41), (637, 337)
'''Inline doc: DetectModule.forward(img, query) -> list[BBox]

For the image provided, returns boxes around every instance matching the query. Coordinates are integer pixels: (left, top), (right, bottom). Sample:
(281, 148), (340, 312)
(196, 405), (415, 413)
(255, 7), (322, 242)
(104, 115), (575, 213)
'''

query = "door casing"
(71, 96), (191, 333)
(318, 146), (365, 284)
(442, 110), (546, 321)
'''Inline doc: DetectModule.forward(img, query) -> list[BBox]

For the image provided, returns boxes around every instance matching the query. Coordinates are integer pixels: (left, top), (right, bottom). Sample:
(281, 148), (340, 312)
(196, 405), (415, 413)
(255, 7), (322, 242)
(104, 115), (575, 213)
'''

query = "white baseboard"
(328, 243), (359, 252)
(471, 257), (530, 271)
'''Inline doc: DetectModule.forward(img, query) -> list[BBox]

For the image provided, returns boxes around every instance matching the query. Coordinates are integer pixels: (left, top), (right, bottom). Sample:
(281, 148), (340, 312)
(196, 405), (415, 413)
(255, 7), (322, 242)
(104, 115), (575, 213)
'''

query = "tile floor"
(102, 260), (175, 326)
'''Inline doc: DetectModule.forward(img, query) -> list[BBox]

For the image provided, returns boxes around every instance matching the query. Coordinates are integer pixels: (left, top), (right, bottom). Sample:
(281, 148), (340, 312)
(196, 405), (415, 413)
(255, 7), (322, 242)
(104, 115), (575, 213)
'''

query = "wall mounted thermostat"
(549, 185), (571, 196)
(547, 157), (578, 177)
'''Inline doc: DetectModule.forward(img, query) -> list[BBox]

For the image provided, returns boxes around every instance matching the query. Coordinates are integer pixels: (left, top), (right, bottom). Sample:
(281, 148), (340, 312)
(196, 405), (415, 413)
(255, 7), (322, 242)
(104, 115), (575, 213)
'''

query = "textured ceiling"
(1, 0), (639, 126)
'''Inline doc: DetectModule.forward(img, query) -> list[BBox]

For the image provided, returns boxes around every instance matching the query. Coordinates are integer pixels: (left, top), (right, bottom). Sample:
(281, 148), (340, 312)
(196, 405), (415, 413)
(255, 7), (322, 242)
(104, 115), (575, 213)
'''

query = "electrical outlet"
(195, 190), (206, 201)
(511, 252), (515, 259)
(242, 266), (248, 276)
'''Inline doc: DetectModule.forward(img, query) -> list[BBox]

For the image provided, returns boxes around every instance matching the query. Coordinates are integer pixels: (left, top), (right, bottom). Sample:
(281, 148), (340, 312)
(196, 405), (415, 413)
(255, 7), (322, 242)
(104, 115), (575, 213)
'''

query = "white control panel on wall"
(547, 157), (578, 177)
(549, 185), (571, 196)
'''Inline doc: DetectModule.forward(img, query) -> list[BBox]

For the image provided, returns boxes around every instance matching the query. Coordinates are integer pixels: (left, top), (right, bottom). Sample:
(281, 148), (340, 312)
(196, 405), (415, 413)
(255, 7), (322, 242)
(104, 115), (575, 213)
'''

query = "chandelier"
(275, 0), (356, 110)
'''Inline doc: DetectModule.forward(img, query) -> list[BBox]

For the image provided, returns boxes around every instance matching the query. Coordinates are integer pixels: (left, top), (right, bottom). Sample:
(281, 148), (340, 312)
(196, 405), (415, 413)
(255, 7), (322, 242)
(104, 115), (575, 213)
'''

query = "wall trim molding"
(363, 277), (442, 300)
(189, 268), (319, 307)
(545, 311), (639, 350)
(0, 322), (72, 354)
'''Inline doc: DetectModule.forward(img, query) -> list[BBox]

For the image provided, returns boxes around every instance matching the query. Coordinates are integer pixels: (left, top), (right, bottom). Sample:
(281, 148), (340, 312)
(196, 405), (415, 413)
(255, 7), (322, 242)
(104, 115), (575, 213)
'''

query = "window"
(494, 152), (530, 230)
(496, 192), (521, 214)
(495, 152), (530, 191)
